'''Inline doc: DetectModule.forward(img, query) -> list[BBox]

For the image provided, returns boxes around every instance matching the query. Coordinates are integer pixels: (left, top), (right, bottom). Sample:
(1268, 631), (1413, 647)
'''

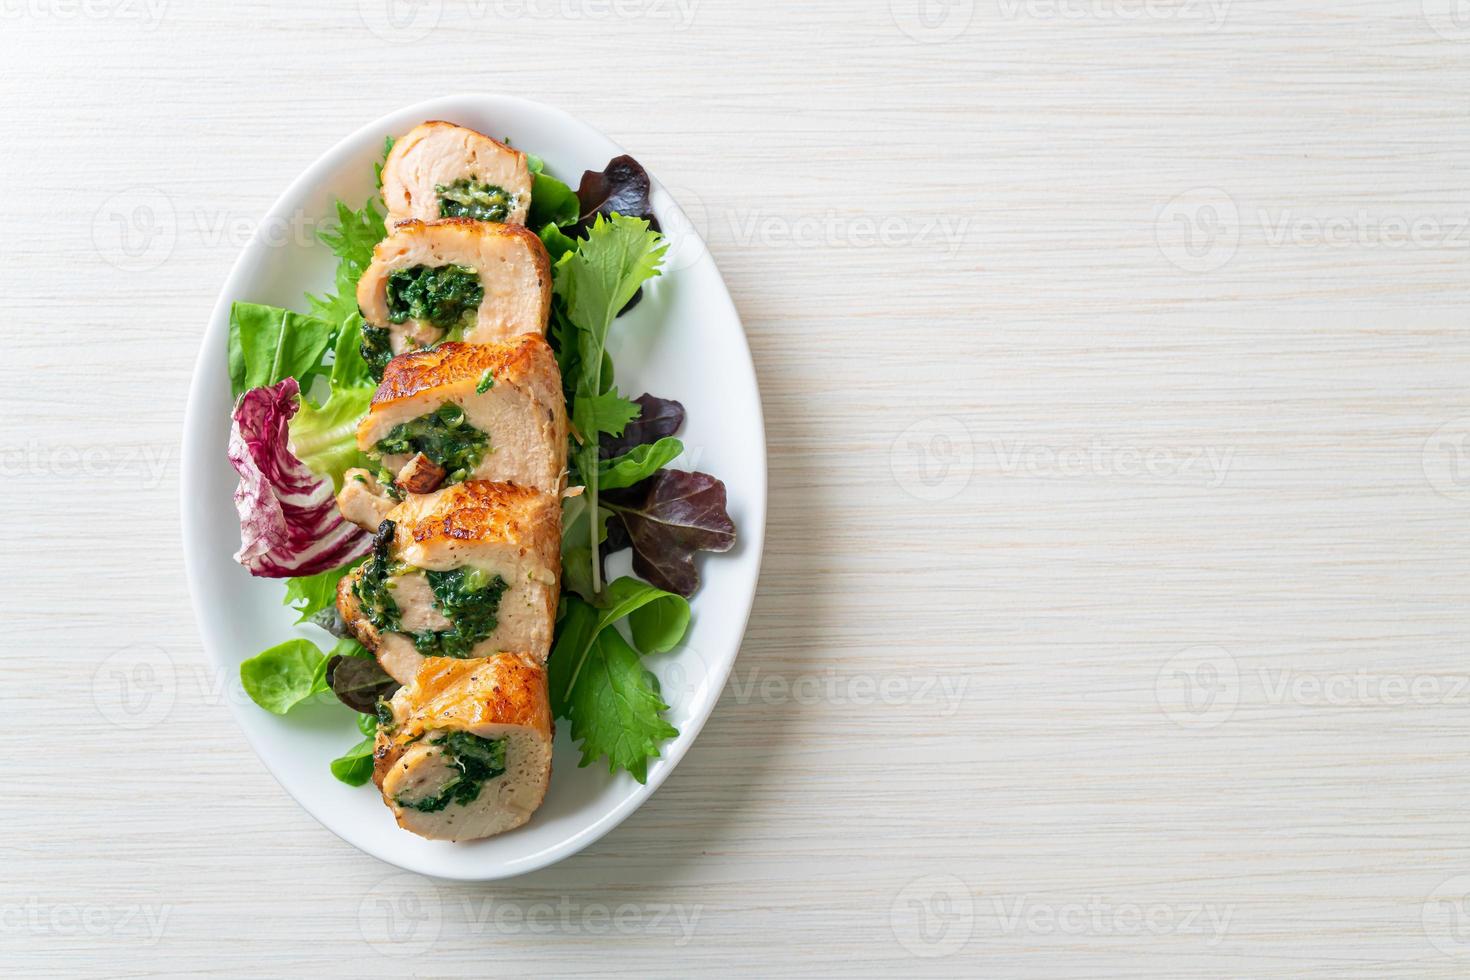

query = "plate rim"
(179, 93), (767, 881)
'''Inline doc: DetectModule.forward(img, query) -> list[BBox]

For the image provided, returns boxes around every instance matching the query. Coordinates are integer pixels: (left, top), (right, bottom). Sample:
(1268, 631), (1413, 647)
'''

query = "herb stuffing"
(437, 178), (515, 222)
(360, 324), (394, 381)
(385, 264), (484, 328)
(412, 567), (510, 659)
(372, 402), (489, 485)
(352, 521), (403, 635)
(396, 731), (508, 812)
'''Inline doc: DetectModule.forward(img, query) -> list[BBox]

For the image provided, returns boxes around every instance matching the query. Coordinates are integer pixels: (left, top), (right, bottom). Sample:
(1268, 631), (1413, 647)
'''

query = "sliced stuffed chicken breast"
(347, 338), (567, 510)
(357, 219), (551, 361)
(374, 653), (553, 841)
(337, 481), (561, 684)
(381, 121), (533, 228)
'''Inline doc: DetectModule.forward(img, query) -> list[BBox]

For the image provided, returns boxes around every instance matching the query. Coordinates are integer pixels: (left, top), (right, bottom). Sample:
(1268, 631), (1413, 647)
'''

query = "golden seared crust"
(388, 480), (562, 576)
(372, 652), (551, 790)
(408, 654), (551, 734)
(336, 565), (381, 653)
(371, 337), (558, 409)
(388, 216), (486, 235)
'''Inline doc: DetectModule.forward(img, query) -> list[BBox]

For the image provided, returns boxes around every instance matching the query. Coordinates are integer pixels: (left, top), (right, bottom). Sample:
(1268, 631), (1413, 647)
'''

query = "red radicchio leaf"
(228, 378), (371, 578)
(600, 393), (685, 459)
(604, 469), (736, 598)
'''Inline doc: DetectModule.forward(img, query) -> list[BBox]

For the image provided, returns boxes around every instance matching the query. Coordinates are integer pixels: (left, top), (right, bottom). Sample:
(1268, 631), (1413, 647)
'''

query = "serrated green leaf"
(574, 389), (641, 443)
(555, 604), (678, 783)
(306, 196), (387, 327)
(554, 214), (666, 351)
(551, 577), (690, 711)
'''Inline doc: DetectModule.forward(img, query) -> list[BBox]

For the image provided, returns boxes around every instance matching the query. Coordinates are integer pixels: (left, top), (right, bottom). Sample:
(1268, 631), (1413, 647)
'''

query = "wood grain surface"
(6, 0), (1470, 976)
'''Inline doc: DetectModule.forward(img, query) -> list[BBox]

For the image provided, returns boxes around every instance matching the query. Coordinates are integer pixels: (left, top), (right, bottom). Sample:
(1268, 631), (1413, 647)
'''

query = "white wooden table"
(7, 1), (1470, 975)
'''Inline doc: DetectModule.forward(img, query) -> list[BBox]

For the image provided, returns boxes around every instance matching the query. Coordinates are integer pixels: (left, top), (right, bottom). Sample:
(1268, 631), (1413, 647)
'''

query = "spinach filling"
(411, 567), (509, 659)
(373, 402), (489, 484)
(353, 521), (403, 634)
(385, 264), (484, 329)
(437, 178), (516, 223)
(360, 324), (394, 382)
(354, 528), (509, 660)
(396, 730), (508, 813)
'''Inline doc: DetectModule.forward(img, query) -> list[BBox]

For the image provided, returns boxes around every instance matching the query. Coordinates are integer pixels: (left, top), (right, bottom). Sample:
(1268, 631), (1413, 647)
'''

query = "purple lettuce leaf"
(604, 470), (736, 598)
(600, 393), (685, 459)
(228, 378), (371, 578)
(574, 155), (660, 234)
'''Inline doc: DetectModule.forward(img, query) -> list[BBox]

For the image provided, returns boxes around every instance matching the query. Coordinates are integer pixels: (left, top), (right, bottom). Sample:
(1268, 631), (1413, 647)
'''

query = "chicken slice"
(381, 121), (533, 228)
(357, 219), (551, 356)
(357, 338), (568, 497)
(335, 468), (397, 532)
(374, 653), (553, 842)
(336, 481), (561, 684)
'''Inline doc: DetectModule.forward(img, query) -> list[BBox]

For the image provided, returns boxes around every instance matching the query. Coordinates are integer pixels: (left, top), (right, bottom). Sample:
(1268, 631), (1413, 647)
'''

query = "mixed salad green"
(227, 137), (734, 788)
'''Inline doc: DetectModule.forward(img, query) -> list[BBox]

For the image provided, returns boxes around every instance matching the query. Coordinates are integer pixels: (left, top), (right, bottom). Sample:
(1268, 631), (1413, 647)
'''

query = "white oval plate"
(181, 95), (766, 880)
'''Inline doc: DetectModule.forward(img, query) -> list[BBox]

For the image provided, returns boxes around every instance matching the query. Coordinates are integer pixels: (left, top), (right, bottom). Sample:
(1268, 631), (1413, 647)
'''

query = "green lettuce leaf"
(227, 302), (335, 399)
(288, 386), (373, 490)
(553, 216), (667, 597)
(560, 495), (612, 602)
(598, 576), (691, 654)
(550, 578), (689, 717)
(574, 388), (641, 446)
(328, 313), (374, 391)
(284, 561), (361, 624)
(598, 437), (684, 490)
(538, 222), (579, 263)
(240, 638), (330, 714)
(550, 597), (679, 783)
(330, 734), (375, 786)
(529, 171), (580, 229)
